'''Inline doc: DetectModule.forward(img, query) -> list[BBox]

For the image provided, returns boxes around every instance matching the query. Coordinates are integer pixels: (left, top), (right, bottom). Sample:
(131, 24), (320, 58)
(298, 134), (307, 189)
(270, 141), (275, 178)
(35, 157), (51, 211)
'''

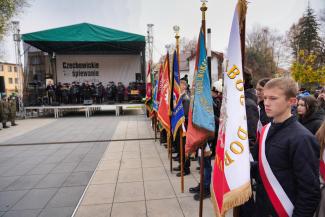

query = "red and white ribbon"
(259, 123), (294, 217)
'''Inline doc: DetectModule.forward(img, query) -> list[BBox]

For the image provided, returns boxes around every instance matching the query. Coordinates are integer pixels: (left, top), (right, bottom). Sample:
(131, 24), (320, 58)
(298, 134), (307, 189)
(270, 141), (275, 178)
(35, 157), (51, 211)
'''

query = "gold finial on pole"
(173, 25), (180, 56)
(200, 0), (208, 21)
(200, 0), (208, 42)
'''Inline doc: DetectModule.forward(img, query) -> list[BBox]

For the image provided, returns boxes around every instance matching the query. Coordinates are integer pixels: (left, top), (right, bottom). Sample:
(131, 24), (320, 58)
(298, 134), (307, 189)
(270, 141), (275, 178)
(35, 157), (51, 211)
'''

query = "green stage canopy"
(22, 23), (146, 55)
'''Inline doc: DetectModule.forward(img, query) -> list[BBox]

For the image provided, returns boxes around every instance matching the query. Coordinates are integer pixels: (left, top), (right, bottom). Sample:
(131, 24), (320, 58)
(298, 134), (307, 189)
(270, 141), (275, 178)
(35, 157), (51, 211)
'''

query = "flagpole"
(173, 25), (184, 193)
(238, 0), (247, 69)
(199, 1), (207, 217)
(207, 28), (212, 86)
(166, 47), (173, 173)
(234, 2), (247, 217)
(154, 111), (157, 141)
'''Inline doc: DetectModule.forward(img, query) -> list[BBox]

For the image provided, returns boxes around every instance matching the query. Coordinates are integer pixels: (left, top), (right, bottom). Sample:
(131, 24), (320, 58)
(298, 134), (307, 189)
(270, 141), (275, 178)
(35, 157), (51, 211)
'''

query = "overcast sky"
(1, 0), (324, 63)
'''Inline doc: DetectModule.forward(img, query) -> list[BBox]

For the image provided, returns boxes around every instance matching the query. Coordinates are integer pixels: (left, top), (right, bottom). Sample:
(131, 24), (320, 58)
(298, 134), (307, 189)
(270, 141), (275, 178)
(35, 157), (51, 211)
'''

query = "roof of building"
(187, 51), (223, 61)
(0, 62), (20, 66)
(22, 23), (145, 55)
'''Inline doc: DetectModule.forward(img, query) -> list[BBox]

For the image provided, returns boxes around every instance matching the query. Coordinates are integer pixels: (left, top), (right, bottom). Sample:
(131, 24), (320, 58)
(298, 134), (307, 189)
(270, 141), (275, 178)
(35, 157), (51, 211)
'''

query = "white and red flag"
(211, 1), (251, 216)
(321, 150), (325, 182)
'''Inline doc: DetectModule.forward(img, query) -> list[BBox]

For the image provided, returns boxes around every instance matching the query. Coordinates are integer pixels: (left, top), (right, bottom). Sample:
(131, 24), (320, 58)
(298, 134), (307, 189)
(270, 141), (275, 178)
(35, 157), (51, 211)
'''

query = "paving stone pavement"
(72, 116), (222, 217)
(0, 114), (230, 217)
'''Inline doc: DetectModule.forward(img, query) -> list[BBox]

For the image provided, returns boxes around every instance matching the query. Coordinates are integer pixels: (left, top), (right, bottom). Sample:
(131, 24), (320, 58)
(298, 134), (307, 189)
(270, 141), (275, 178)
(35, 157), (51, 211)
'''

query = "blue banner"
(171, 51), (185, 139)
(153, 79), (159, 111)
(192, 29), (215, 133)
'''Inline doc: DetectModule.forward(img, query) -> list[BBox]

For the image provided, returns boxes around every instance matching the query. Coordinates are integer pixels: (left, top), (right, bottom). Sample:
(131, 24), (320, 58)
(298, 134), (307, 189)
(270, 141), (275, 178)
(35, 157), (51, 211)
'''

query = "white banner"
(56, 54), (141, 85)
(223, 6), (251, 190)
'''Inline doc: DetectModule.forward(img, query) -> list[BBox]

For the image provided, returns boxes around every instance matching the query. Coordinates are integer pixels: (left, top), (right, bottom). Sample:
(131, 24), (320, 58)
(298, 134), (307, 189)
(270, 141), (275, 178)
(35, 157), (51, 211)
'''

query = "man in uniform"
(8, 96), (17, 126)
(1, 95), (9, 128)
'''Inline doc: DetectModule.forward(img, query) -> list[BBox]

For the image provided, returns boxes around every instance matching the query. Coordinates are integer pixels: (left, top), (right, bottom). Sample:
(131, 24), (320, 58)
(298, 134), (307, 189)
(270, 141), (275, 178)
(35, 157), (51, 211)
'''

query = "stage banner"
(56, 54), (140, 85)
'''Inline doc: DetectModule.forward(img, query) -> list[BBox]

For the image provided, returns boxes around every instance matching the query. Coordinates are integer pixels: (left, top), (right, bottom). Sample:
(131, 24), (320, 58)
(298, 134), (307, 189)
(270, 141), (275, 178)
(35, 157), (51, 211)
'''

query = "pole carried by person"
(145, 62), (153, 118)
(185, 1), (215, 216)
(171, 25), (186, 192)
(153, 64), (162, 141)
(211, 0), (252, 216)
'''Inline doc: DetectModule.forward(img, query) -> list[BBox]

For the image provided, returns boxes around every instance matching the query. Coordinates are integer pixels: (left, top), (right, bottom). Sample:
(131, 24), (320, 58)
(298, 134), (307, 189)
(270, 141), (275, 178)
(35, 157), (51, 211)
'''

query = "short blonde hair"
(264, 78), (298, 99)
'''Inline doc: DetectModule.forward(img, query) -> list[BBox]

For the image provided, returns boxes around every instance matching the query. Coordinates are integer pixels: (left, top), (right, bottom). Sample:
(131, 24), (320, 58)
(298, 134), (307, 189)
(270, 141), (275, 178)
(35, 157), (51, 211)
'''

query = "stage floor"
(24, 103), (145, 118)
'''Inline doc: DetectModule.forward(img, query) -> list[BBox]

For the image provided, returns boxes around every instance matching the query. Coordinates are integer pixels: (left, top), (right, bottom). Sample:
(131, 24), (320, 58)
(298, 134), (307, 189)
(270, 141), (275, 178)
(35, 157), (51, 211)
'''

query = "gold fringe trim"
(172, 117), (185, 141)
(211, 181), (252, 217)
(223, 182), (252, 214)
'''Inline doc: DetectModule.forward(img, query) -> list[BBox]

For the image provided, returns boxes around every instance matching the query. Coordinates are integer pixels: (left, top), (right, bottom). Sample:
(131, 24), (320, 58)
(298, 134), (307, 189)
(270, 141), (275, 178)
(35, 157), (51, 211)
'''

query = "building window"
(15, 78), (18, 84)
(14, 66), (17, 72)
(9, 78), (13, 84)
(0, 65), (3, 71)
(8, 66), (12, 72)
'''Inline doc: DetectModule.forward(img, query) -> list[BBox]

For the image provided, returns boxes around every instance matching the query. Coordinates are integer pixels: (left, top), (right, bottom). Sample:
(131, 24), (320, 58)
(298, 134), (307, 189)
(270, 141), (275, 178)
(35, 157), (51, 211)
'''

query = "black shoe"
(173, 166), (181, 171)
(196, 166), (200, 170)
(176, 170), (190, 177)
(189, 184), (200, 193)
(3, 125), (9, 129)
(193, 189), (211, 201)
(11, 123), (17, 126)
(172, 156), (180, 161)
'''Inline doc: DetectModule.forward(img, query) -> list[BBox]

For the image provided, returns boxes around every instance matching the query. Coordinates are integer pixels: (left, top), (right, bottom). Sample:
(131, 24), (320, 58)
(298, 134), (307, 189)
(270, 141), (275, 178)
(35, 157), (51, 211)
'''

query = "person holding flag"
(170, 49), (191, 177)
(316, 121), (325, 216)
(145, 62), (153, 117)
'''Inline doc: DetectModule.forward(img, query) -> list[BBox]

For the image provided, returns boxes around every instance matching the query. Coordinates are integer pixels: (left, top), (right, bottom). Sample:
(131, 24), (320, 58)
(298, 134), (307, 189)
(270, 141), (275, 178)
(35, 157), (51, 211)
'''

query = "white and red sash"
(259, 123), (294, 217)
(320, 151), (325, 182)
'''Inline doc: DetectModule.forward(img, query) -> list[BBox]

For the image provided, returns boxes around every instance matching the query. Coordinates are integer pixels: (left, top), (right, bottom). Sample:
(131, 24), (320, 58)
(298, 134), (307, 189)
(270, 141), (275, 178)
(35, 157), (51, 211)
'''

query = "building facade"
(0, 62), (24, 96)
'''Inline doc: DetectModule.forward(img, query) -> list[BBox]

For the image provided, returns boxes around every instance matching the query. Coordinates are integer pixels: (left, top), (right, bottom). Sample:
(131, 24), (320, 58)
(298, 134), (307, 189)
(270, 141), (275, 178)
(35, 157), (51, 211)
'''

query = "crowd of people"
(45, 81), (146, 105)
(158, 72), (325, 216)
(0, 94), (18, 130)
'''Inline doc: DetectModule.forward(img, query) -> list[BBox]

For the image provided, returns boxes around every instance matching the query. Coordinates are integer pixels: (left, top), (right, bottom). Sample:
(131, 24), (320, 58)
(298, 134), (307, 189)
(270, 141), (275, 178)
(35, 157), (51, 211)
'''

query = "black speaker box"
(135, 73), (141, 81)
(0, 76), (5, 93)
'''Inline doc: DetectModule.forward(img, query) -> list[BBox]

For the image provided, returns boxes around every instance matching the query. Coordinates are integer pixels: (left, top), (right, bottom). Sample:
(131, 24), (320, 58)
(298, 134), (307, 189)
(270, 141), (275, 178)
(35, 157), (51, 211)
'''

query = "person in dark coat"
(297, 95), (324, 134)
(317, 88), (325, 111)
(173, 79), (191, 177)
(256, 78), (272, 125)
(316, 121), (325, 217)
(117, 82), (125, 103)
(239, 69), (259, 217)
(254, 78), (320, 217)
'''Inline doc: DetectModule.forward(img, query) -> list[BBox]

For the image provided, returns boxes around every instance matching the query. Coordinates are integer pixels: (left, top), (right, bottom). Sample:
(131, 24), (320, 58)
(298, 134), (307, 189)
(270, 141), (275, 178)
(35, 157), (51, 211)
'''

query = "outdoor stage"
(24, 103), (145, 118)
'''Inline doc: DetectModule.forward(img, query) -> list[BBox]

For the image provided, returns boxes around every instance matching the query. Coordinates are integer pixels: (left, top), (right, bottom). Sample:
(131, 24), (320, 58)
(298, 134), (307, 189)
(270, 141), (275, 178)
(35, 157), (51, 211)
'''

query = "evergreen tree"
(288, 4), (321, 58)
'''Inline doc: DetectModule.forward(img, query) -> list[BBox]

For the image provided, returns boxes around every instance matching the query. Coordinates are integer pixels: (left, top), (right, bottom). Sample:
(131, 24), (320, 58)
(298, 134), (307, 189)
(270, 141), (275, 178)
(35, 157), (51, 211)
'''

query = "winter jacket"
(254, 116), (320, 217)
(299, 109), (325, 134)
(258, 101), (272, 126)
(245, 88), (259, 148)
